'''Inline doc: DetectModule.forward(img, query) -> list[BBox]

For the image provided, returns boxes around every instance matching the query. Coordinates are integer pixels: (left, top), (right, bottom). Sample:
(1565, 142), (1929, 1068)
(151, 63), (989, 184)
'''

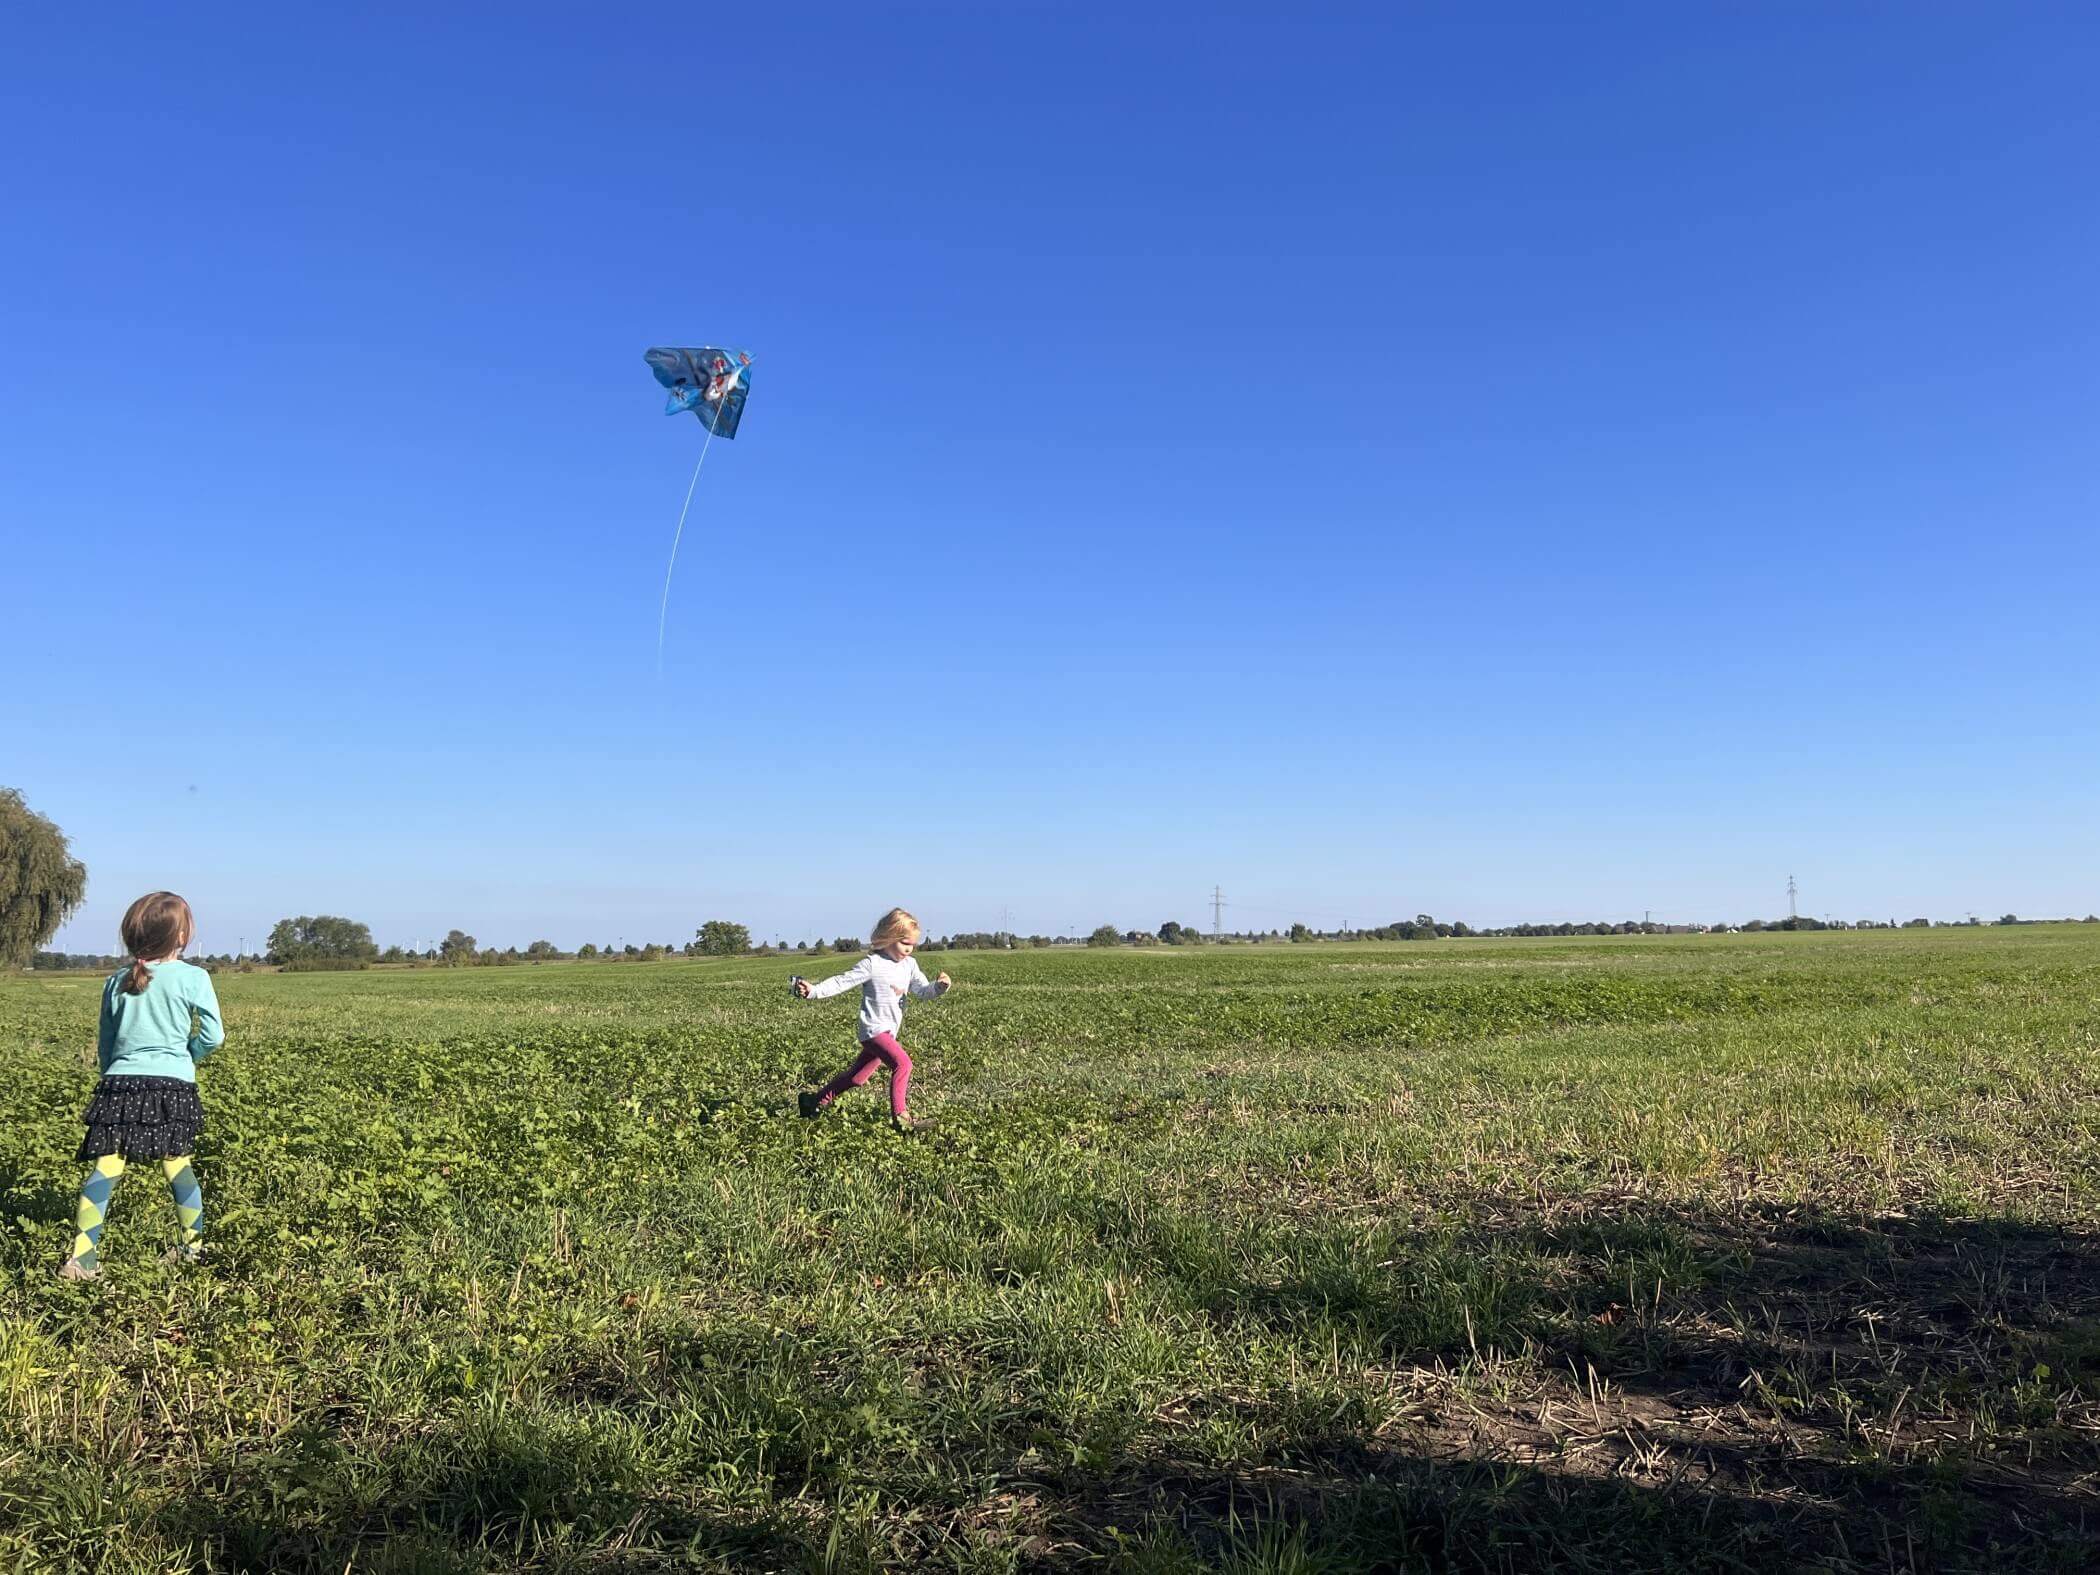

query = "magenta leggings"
(816, 1033), (912, 1117)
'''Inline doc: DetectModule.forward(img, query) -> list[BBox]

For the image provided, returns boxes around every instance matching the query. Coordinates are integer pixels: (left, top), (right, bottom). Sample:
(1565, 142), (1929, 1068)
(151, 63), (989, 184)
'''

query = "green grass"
(3, 927), (2098, 1571)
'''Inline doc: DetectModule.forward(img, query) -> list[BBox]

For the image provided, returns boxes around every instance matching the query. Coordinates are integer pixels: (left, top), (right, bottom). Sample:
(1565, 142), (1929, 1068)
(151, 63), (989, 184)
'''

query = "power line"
(1787, 874), (1798, 919)
(1210, 885), (1228, 935)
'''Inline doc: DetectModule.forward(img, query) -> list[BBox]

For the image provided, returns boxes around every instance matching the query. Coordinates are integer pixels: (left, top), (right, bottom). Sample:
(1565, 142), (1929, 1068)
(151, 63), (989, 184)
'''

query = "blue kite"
(644, 344), (756, 673)
(644, 346), (752, 439)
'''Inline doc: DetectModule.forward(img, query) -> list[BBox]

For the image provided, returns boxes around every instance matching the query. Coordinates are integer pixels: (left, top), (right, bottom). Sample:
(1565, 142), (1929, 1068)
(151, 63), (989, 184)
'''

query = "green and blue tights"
(66, 1154), (204, 1273)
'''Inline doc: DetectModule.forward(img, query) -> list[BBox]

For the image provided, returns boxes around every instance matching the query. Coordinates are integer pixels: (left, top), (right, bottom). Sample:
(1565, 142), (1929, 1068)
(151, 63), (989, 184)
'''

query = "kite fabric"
(645, 346), (752, 439)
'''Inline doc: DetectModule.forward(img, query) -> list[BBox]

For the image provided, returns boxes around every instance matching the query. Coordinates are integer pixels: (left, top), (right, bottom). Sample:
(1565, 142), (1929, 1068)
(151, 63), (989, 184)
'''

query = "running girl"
(796, 907), (950, 1130)
(60, 891), (221, 1280)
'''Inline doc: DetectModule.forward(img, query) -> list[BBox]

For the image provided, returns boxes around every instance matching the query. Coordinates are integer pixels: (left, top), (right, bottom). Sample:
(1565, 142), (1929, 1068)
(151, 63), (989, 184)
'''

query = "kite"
(645, 345), (752, 439)
(644, 346), (754, 672)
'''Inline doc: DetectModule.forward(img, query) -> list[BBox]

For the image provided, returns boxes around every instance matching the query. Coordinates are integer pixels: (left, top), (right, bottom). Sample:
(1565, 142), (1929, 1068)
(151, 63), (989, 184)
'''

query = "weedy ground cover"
(2, 928), (2097, 1571)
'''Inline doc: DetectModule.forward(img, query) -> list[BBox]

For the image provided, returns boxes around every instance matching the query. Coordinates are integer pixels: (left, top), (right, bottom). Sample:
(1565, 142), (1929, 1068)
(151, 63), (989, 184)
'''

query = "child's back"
(100, 959), (222, 1081)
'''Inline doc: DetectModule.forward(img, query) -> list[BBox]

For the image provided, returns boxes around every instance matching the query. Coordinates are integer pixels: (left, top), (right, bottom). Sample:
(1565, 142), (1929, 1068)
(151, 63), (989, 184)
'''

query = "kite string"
(655, 407), (722, 675)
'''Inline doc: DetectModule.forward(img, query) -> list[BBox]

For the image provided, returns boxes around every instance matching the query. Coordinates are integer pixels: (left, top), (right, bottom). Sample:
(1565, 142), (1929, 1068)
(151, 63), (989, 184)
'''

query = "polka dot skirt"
(78, 1075), (204, 1161)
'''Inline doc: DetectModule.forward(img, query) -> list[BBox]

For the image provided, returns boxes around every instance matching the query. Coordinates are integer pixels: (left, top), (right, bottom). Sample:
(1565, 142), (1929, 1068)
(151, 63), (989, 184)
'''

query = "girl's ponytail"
(118, 891), (194, 994)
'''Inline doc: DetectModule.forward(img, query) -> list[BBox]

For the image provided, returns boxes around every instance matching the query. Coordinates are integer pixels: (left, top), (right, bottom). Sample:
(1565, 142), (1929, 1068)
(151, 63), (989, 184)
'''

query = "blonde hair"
(870, 907), (921, 948)
(120, 891), (193, 995)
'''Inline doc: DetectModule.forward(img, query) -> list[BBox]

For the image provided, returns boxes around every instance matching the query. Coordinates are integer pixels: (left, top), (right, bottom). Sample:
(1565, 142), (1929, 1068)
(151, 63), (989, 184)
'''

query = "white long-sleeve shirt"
(804, 952), (946, 1040)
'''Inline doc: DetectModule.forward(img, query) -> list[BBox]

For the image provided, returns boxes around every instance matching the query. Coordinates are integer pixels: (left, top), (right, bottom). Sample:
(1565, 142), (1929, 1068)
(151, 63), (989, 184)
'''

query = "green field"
(3, 929), (2098, 1572)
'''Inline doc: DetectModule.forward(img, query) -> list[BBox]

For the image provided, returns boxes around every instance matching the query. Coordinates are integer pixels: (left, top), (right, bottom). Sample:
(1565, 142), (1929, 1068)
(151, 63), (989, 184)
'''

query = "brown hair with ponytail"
(119, 892), (194, 994)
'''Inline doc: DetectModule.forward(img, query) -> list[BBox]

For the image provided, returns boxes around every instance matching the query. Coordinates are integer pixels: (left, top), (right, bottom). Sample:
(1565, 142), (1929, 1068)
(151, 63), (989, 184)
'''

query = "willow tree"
(1, 788), (88, 966)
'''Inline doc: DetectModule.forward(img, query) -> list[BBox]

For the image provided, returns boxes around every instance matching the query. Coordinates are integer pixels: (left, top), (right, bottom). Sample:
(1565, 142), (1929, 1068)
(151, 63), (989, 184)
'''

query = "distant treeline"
(31, 952), (254, 973)
(28, 912), (2098, 975)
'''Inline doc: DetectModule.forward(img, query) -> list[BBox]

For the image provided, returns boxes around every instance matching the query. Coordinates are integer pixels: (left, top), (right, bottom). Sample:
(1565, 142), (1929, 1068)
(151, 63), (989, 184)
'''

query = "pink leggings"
(816, 1033), (912, 1117)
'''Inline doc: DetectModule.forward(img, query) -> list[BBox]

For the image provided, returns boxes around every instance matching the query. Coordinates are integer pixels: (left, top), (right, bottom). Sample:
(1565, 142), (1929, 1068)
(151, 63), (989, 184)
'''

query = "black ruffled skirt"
(78, 1074), (204, 1161)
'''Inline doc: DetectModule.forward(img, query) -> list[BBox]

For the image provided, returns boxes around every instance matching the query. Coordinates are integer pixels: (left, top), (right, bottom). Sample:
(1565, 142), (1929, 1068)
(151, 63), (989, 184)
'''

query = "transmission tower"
(1211, 885), (1228, 936)
(1787, 874), (1798, 919)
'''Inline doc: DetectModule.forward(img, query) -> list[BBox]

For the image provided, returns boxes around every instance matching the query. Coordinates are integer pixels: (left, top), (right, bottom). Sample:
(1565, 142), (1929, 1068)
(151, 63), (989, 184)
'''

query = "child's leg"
(876, 1034), (912, 1117)
(815, 1042), (886, 1107)
(162, 1156), (204, 1254)
(68, 1155), (126, 1271)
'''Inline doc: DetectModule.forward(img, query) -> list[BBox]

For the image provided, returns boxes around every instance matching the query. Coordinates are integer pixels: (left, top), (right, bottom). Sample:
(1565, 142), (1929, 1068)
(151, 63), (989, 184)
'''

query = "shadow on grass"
(0, 1157), (78, 1228)
(137, 1415), (836, 1574)
(85, 1205), (2099, 1572)
(996, 1443), (2097, 1573)
(1168, 1202), (2099, 1571)
(127, 1402), (2096, 1573)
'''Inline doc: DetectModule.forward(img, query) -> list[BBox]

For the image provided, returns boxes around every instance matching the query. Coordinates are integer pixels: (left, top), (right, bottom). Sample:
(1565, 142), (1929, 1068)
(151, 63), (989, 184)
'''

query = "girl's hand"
(936, 972), (952, 991)
(795, 979), (812, 998)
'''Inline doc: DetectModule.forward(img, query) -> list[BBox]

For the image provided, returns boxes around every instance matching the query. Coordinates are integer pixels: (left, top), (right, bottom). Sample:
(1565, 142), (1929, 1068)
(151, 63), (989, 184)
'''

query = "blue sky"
(5, 3), (2096, 952)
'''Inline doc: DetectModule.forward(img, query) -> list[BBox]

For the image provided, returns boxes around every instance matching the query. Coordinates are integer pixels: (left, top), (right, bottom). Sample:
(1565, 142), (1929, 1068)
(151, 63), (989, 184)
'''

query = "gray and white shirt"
(804, 952), (947, 1040)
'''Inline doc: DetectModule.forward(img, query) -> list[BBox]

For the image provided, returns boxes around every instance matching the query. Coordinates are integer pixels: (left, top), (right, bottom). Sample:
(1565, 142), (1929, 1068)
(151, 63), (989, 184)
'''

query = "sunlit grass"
(3, 927), (2097, 1570)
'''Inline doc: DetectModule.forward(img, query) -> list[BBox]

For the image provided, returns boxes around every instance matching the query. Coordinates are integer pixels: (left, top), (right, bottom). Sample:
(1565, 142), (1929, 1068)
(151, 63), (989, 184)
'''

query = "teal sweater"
(98, 960), (223, 1082)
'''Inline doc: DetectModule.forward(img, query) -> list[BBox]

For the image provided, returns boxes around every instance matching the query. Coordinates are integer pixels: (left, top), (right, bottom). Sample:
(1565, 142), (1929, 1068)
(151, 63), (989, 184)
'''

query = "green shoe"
(161, 1243), (205, 1267)
(891, 1113), (922, 1133)
(58, 1258), (100, 1282)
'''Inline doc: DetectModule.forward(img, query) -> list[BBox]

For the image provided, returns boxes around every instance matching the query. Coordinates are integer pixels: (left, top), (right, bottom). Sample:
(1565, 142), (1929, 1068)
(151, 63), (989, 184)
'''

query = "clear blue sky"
(6, 3), (2096, 953)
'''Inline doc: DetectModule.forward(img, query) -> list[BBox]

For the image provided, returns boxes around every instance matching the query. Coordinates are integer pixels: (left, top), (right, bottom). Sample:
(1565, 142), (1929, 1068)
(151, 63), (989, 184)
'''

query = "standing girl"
(796, 908), (950, 1130)
(59, 891), (221, 1280)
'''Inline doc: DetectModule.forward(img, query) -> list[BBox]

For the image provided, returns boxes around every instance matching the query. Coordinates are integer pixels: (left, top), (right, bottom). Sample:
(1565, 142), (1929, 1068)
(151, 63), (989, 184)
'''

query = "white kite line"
(655, 400), (725, 677)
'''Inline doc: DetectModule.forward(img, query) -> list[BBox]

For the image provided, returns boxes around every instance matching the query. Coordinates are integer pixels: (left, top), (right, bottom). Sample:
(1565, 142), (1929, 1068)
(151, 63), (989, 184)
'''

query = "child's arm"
(97, 979), (117, 1073)
(188, 972), (225, 1063)
(908, 960), (952, 999)
(800, 957), (872, 1000)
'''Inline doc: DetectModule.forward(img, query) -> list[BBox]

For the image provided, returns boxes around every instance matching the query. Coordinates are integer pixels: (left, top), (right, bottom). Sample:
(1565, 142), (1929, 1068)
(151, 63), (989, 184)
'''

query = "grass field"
(3, 928), (2098, 1572)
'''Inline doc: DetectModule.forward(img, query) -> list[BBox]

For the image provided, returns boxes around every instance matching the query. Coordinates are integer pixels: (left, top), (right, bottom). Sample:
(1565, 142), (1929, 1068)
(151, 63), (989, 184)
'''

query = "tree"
(833, 936), (860, 953)
(1159, 921), (1185, 945)
(266, 915), (377, 965)
(1, 788), (89, 968)
(1287, 922), (1311, 942)
(693, 920), (751, 957)
(439, 929), (478, 966)
(578, 942), (599, 958)
(1088, 924), (1122, 948)
(525, 940), (560, 960)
